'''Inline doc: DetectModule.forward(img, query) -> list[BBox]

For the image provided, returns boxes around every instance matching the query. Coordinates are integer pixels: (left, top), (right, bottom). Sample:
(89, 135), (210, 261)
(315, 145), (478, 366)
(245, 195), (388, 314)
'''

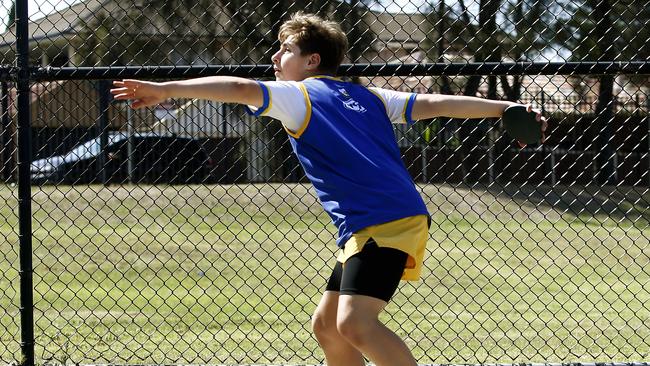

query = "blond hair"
(278, 12), (349, 75)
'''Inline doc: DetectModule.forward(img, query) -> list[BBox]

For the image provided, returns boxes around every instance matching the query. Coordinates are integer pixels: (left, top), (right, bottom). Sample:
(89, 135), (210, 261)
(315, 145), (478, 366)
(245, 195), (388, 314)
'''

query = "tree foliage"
(73, 0), (376, 69)
(556, 0), (648, 62)
(6, 1), (15, 31)
(422, 0), (558, 99)
(221, 0), (375, 66)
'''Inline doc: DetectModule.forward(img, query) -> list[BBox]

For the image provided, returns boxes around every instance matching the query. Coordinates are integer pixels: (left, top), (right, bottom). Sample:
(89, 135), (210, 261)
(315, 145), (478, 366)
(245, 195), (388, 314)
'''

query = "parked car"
(30, 132), (213, 184)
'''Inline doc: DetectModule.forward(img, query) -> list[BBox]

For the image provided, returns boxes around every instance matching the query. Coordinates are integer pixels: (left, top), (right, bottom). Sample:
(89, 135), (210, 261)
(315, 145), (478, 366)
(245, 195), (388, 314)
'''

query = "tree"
(335, 0), (376, 66)
(420, 0), (558, 180)
(422, 0), (557, 98)
(74, 0), (232, 66)
(222, 0), (301, 65)
(221, 0), (375, 67)
(6, 1), (15, 31)
(76, 13), (119, 66)
(554, 0), (648, 184)
(421, 0), (461, 95)
(591, 0), (617, 185)
(498, 0), (558, 101)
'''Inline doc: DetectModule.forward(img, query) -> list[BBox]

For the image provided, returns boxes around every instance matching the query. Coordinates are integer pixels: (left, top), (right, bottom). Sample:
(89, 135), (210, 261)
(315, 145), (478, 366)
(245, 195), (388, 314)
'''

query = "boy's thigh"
(325, 240), (407, 303)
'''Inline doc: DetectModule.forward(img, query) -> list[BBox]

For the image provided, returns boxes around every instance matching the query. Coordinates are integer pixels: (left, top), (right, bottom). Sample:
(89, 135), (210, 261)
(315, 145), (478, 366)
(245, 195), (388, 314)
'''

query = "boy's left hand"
(517, 104), (548, 149)
(111, 79), (168, 109)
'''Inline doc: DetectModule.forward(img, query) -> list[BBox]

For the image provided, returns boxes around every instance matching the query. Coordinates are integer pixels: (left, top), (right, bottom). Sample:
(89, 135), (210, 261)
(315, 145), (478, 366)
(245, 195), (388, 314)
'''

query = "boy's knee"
(336, 312), (374, 346)
(312, 310), (338, 341)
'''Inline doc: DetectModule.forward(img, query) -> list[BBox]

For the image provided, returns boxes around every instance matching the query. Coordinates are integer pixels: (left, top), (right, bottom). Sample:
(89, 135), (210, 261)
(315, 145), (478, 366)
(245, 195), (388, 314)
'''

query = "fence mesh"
(0, 0), (649, 365)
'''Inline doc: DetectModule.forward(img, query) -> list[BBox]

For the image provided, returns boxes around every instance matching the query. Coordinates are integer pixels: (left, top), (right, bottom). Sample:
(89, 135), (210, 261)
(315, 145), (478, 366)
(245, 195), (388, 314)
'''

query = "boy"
(111, 12), (546, 366)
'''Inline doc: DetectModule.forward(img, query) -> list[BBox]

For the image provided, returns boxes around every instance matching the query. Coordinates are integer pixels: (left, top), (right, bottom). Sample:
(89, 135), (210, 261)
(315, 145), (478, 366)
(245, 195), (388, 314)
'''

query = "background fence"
(0, 0), (649, 365)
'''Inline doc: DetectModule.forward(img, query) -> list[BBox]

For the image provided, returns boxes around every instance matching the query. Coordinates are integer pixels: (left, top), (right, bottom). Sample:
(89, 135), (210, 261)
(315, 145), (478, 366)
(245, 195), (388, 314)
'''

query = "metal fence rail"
(0, 0), (649, 365)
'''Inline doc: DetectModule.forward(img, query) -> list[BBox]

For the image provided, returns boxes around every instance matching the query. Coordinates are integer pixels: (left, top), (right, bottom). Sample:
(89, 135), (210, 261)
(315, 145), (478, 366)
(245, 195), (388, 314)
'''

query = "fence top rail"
(31, 61), (650, 81)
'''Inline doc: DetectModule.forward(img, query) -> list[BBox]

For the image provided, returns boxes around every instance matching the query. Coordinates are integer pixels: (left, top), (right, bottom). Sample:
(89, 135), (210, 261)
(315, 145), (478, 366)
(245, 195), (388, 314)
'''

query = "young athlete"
(111, 12), (547, 366)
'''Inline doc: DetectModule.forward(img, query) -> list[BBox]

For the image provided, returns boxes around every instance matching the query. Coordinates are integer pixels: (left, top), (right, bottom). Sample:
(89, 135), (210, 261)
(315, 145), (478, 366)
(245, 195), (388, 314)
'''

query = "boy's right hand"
(111, 79), (168, 109)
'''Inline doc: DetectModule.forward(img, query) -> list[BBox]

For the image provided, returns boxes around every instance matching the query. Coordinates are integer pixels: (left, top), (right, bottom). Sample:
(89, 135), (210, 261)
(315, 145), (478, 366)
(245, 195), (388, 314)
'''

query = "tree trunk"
(463, 0), (501, 97)
(437, 0), (452, 95)
(592, 0), (617, 185)
(435, 0), (454, 152)
(460, 0), (500, 182)
(499, 0), (524, 102)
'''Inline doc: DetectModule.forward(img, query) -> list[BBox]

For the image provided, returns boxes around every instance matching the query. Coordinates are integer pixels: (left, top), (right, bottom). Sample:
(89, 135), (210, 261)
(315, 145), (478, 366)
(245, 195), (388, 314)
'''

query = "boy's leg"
(337, 294), (417, 366)
(311, 263), (365, 366)
(335, 242), (418, 366)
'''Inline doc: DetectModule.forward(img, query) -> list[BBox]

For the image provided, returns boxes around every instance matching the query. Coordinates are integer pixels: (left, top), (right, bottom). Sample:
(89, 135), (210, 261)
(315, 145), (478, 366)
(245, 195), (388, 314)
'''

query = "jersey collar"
(305, 75), (343, 81)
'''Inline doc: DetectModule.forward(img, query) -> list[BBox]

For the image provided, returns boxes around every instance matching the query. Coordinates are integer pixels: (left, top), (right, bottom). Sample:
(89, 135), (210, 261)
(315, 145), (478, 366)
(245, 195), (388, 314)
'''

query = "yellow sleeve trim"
(285, 83), (312, 139)
(401, 96), (410, 124)
(261, 86), (273, 116)
(366, 88), (389, 116)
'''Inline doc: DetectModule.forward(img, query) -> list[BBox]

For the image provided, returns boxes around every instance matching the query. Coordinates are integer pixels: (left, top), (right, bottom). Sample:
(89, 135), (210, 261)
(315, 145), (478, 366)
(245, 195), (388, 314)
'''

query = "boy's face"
(271, 35), (319, 81)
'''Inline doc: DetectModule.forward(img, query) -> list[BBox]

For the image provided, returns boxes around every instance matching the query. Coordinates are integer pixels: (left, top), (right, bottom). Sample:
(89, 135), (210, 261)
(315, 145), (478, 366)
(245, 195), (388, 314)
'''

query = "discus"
(502, 105), (543, 145)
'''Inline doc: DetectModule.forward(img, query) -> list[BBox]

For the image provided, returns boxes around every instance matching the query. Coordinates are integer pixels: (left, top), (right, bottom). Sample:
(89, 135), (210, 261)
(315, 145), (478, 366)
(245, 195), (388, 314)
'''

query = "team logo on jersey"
(342, 99), (367, 113)
(337, 88), (367, 113)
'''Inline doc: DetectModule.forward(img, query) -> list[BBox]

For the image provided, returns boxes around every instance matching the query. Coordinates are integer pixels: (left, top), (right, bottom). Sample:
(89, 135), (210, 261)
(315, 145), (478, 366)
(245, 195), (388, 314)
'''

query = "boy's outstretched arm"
(110, 77), (264, 109)
(411, 94), (517, 120)
(411, 93), (548, 147)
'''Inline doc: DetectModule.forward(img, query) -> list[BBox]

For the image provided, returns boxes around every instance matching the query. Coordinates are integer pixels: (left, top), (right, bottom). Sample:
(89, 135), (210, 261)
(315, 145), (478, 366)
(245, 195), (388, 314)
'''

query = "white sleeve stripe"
(368, 87), (415, 124)
(285, 83), (312, 139)
(254, 81), (306, 132)
(366, 87), (389, 116)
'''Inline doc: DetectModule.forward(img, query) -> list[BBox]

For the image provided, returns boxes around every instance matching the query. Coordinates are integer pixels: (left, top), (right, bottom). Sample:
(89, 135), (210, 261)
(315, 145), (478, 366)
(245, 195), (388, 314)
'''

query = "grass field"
(1, 183), (649, 365)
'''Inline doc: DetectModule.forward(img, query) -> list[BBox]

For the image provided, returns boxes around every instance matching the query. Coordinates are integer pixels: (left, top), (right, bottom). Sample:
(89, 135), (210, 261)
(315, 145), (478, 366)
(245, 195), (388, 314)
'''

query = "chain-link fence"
(1, 0), (649, 365)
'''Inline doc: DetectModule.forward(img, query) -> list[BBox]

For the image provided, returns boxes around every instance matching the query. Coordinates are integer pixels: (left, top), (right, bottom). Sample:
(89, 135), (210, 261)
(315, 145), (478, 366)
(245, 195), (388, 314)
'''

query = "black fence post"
(97, 80), (110, 184)
(595, 100), (617, 185)
(541, 91), (556, 185)
(647, 95), (650, 187)
(15, 0), (35, 365)
(1, 81), (13, 182)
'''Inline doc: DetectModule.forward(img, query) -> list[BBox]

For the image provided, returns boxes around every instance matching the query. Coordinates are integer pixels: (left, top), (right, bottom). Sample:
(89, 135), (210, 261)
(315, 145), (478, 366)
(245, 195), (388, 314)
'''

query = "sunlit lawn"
(1, 183), (649, 364)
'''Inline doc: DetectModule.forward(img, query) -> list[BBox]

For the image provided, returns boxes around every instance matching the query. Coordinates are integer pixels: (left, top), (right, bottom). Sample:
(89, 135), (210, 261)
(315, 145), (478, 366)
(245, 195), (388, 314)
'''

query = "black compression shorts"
(325, 239), (408, 302)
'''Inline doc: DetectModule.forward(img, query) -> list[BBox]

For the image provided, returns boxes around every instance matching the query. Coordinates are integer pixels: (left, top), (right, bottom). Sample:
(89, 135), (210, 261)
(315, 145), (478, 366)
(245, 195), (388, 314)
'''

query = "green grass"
(1, 183), (649, 364)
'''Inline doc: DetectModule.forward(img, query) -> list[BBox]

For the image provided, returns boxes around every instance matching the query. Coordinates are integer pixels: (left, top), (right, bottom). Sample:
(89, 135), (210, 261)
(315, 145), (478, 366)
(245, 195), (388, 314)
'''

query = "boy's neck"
(299, 71), (338, 81)
(299, 70), (322, 81)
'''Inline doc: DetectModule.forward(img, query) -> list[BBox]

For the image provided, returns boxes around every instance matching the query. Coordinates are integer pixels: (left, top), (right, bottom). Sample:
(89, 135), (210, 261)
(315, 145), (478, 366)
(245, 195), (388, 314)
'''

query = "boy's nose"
(271, 50), (281, 64)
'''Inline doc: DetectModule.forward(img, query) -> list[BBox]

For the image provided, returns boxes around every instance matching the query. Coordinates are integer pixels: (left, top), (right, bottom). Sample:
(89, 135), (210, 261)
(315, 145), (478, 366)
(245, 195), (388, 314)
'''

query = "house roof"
(370, 12), (428, 44)
(0, 0), (109, 47)
(0, 2), (430, 50)
(0, 0), (238, 49)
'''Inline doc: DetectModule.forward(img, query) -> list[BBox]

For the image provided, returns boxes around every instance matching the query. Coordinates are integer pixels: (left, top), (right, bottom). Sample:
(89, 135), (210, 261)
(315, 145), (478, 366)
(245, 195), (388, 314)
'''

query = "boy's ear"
(307, 53), (321, 70)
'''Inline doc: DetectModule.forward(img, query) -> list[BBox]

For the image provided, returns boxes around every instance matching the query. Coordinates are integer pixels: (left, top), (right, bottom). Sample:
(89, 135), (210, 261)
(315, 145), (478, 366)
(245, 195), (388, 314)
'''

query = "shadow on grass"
(473, 183), (650, 225)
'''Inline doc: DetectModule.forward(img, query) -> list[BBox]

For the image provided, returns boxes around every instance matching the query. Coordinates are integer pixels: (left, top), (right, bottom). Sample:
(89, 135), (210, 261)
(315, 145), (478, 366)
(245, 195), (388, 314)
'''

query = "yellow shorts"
(336, 215), (430, 281)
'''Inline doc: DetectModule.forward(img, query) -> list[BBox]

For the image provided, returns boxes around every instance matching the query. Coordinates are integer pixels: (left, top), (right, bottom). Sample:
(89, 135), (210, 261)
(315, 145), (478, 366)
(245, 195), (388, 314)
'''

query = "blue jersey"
(285, 76), (429, 247)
